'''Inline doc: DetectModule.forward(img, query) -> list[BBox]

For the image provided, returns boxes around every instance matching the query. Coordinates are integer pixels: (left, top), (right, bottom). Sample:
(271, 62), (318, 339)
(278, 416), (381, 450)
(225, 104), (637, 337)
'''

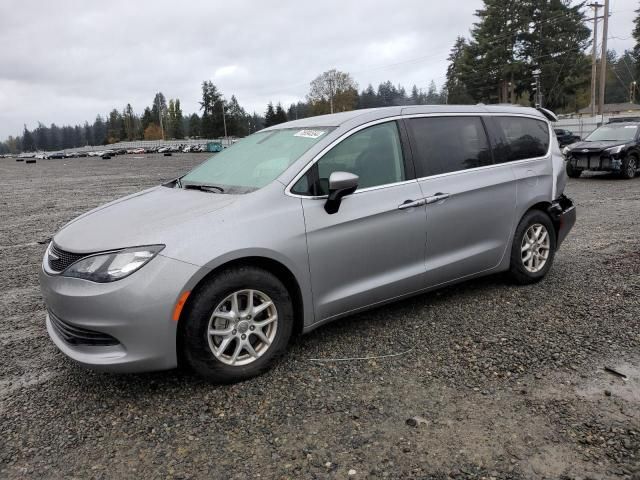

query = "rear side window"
(407, 116), (492, 176)
(494, 116), (550, 161)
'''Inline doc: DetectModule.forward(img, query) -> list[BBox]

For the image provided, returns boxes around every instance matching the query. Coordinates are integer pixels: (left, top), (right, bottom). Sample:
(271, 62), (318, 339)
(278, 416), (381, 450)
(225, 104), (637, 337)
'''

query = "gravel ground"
(0, 153), (638, 479)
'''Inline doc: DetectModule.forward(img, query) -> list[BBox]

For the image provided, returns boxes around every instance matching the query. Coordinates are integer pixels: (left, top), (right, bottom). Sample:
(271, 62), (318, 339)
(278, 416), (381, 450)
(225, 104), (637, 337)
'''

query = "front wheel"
(180, 266), (294, 383)
(508, 210), (557, 285)
(620, 154), (637, 179)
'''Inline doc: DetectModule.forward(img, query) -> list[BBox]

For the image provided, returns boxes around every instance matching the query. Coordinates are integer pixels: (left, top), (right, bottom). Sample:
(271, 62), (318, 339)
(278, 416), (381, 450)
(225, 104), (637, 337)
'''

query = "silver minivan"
(39, 105), (576, 382)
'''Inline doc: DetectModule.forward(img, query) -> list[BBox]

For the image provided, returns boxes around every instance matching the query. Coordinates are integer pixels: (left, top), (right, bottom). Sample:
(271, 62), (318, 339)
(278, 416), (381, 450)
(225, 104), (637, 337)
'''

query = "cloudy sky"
(0, 0), (635, 140)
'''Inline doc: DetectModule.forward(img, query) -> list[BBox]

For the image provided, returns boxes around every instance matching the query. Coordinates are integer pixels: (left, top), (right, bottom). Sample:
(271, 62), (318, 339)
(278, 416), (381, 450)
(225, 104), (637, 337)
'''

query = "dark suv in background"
(564, 121), (640, 179)
(554, 128), (580, 147)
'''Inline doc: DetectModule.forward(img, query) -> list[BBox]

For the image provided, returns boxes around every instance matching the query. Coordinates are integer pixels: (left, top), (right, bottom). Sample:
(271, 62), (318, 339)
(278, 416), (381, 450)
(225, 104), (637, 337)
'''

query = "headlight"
(62, 245), (164, 282)
(605, 145), (624, 156)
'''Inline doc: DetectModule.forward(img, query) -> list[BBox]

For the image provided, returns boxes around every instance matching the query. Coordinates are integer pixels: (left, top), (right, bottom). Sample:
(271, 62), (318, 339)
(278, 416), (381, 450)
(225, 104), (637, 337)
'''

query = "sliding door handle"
(398, 199), (426, 210)
(425, 192), (450, 204)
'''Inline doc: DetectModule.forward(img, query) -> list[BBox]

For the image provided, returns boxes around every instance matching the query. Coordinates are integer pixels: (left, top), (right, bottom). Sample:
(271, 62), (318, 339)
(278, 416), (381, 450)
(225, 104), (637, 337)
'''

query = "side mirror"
(324, 171), (358, 214)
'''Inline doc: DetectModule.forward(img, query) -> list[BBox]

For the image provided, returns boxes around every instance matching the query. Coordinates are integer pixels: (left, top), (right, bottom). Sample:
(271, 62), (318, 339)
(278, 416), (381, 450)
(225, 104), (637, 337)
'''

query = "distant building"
(577, 102), (640, 116)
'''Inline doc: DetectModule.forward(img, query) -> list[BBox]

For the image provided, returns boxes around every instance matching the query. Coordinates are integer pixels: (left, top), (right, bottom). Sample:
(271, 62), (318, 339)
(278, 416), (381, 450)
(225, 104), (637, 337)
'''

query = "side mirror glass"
(324, 171), (358, 214)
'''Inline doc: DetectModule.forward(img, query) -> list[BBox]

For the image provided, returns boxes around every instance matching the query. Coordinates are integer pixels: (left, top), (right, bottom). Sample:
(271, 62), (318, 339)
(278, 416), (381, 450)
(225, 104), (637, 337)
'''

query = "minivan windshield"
(180, 127), (333, 192)
(585, 124), (638, 142)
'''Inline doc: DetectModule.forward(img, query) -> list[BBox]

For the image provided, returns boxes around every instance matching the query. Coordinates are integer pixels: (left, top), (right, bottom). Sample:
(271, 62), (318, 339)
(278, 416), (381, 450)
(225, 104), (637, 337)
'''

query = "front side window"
(181, 127), (332, 192)
(494, 116), (550, 162)
(292, 121), (405, 196)
(407, 116), (492, 176)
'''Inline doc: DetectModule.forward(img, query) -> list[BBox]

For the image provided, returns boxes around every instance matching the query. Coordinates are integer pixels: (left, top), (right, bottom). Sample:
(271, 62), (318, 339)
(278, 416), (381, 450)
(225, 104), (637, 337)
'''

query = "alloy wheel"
(521, 223), (550, 273)
(207, 289), (278, 366)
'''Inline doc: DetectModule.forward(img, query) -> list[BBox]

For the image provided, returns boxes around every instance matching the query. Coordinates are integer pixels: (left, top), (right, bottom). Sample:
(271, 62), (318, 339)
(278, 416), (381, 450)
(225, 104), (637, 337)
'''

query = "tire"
(566, 162), (582, 178)
(180, 266), (294, 383)
(620, 154), (637, 179)
(508, 209), (557, 285)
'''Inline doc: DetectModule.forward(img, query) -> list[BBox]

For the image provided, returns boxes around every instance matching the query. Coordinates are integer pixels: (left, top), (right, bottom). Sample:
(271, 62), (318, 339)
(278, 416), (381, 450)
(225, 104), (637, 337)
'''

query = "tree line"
(2, 1), (640, 154)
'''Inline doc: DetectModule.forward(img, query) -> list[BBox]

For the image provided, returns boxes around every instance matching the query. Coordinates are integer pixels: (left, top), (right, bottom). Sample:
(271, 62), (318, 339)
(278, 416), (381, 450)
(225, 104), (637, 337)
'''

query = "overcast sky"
(0, 0), (635, 140)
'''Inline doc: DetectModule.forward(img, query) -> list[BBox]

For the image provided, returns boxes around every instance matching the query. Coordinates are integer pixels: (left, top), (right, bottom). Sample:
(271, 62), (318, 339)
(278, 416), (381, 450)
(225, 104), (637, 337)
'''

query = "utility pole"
(631, 81), (638, 104)
(157, 95), (165, 140)
(221, 100), (228, 145)
(598, 0), (609, 119)
(587, 2), (603, 116)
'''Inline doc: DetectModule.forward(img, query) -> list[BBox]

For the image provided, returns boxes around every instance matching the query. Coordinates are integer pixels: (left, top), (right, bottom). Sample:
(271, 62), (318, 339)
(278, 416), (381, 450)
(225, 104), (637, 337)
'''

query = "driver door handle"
(425, 192), (450, 204)
(398, 199), (426, 210)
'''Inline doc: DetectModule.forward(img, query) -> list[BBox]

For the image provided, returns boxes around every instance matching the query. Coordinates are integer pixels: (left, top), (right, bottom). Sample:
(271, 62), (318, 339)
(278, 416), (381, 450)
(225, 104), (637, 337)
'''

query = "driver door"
(290, 121), (428, 321)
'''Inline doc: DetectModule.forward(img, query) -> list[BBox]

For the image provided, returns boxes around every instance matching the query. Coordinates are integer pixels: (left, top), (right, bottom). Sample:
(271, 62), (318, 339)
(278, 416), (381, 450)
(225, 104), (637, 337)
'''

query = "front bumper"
(39, 253), (201, 373)
(567, 153), (621, 172)
(548, 195), (576, 249)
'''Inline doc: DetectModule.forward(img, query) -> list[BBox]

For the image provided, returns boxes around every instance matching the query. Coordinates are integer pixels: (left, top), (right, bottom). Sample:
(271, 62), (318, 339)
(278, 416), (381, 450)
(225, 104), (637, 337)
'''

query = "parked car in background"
(40, 105), (575, 383)
(48, 152), (65, 159)
(157, 146), (170, 153)
(127, 148), (145, 154)
(564, 121), (640, 179)
(554, 128), (581, 147)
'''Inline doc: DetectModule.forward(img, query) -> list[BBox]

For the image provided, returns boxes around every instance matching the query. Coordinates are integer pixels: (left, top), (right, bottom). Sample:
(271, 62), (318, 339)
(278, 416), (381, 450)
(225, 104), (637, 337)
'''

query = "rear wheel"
(620, 154), (637, 179)
(566, 161), (582, 178)
(508, 210), (557, 285)
(180, 266), (293, 383)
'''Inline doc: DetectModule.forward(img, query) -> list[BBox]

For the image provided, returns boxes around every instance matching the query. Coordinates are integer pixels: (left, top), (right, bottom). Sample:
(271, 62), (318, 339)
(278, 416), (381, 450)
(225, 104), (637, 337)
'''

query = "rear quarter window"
(494, 116), (550, 162)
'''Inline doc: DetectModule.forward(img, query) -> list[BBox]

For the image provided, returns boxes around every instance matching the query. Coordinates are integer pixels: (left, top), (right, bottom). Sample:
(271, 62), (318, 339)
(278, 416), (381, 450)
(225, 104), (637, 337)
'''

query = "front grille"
(48, 311), (119, 347)
(48, 243), (86, 272)
(572, 153), (602, 169)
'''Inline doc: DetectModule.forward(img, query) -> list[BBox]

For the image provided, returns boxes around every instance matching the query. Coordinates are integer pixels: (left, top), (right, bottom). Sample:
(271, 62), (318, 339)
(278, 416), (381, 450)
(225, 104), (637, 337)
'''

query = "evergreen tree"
(141, 107), (153, 132)
(34, 122), (48, 150)
(173, 99), (184, 139)
(425, 81), (441, 104)
(633, 6), (640, 80)
(199, 81), (225, 138)
(84, 121), (93, 146)
(274, 103), (288, 125)
(22, 125), (35, 152)
(264, 102), (276, 127)
(123, 103), (135, 140)
(359, 84), (379, 108)
(93, 115), (107, 145)
(188, 113), (201, 138)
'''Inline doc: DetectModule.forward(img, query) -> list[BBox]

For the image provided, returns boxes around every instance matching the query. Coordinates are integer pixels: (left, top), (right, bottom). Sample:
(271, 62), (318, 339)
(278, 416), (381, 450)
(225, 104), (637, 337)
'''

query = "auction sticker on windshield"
(294, 129), (325, 139)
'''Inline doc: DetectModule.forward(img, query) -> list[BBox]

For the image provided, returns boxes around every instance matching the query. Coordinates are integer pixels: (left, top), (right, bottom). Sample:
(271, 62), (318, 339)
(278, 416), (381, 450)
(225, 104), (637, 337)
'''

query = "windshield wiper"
(183, 184), (225, 193)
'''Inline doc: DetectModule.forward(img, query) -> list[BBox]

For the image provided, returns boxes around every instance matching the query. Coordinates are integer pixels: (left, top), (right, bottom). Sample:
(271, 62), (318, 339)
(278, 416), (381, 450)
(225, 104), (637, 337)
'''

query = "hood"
(567, 140), (627, 152)
(54, 186), (237, 253)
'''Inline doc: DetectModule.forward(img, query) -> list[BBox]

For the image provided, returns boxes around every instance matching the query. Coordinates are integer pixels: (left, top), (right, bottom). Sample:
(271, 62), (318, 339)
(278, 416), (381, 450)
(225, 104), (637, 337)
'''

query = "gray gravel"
(0, 154), (639, 479)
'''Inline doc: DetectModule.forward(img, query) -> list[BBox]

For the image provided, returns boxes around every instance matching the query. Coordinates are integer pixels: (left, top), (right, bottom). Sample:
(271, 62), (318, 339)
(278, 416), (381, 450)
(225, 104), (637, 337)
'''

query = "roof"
(578, 102), (640, 114)
(264, 104), (546, 130)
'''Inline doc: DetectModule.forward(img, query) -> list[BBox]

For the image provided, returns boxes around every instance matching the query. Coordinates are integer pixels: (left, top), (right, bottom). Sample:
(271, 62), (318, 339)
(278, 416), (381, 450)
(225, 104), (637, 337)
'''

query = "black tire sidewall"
(622, 154), (637, 179)
(509, 210), (557, 284)
(180, 266), (294, 383)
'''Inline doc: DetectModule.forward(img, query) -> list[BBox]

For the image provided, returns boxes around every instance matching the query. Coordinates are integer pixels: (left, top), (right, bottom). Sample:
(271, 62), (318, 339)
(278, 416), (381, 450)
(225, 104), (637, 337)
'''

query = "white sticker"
(624, 125), (637, 128)
(294, 129), (325, 139)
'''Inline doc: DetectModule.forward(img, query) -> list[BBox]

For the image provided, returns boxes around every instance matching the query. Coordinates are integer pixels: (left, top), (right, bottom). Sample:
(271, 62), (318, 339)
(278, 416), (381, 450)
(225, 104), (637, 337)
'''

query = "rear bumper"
(548, 195), (576, 248)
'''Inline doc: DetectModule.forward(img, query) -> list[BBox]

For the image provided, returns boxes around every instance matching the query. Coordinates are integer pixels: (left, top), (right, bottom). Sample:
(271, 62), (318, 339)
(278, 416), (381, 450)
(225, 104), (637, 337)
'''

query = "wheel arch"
(176, 255), (307, 355)
(520, 200), (559, 240)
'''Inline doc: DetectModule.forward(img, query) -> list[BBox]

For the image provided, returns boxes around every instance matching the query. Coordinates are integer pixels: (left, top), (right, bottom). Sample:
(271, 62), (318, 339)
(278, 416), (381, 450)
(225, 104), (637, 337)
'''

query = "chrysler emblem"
(582, 149), (589, 152)
(48, 247), (59, 261)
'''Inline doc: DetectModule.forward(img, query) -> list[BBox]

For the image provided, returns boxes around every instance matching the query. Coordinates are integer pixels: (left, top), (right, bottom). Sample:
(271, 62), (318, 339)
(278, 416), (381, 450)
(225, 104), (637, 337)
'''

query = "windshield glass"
(181, 128), (333, 192)
(585, 124), (638, 142)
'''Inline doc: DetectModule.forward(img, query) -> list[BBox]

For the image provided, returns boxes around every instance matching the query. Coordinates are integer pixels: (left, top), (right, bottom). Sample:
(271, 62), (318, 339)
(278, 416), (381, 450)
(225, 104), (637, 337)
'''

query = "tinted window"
(291, 121), (405, 196)
(407, 116), (492, 176)
(494, 116), (549, 162)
